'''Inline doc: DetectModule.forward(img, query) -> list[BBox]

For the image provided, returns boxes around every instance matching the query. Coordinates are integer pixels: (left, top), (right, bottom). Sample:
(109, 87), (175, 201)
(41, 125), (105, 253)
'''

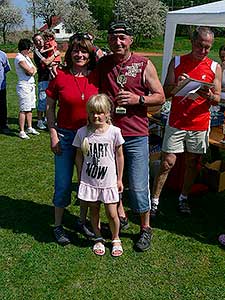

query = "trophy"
(116, 74), (127, 114)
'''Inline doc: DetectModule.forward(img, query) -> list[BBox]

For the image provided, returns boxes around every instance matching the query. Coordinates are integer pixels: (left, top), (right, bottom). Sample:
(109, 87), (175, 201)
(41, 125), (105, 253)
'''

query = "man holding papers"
(151, 27), (221, 217)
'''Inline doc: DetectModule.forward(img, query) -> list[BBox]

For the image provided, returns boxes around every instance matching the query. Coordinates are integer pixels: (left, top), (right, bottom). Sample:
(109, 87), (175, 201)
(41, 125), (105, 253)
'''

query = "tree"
(27, 0), (37, 33)
(0, 0), (24, 44)
(114, 0), (168, 45)
(27, 0), (67, 29)
(63, 0), (98, 35)
(88, 0), (114, 30)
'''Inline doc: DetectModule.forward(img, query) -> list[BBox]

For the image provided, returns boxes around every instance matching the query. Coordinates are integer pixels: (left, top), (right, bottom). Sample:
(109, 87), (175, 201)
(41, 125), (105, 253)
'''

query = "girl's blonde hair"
(81, 94), (113, 155)
(86, 93), (113, 125)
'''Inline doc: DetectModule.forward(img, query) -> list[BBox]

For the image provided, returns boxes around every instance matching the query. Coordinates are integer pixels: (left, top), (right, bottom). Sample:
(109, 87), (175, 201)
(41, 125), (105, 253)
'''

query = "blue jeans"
(123, 136), (151, 213)
(37, 81), (49, 111)
(53, 128), (76, 208)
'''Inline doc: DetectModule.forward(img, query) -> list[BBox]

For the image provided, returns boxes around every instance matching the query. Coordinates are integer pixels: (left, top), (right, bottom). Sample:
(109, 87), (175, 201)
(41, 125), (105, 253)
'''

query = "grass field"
(0, 58), (225, 300)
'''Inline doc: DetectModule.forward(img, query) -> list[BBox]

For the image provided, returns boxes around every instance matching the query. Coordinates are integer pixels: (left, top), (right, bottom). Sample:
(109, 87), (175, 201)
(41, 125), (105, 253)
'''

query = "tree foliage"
(114, 0), (168, 45)
(27, 0), (67, 28)
(63, 0), (97, 35)
(0, 0), (24, 44)
(88, 0), (114, 30)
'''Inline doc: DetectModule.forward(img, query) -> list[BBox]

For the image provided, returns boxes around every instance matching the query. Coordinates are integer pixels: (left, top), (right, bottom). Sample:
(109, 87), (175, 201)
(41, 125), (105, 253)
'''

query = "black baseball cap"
(108, 21), (133, 36)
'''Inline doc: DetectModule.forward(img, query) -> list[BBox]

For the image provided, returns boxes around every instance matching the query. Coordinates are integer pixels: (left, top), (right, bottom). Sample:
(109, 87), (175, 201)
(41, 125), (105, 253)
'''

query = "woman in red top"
(46, 34), (98, 245)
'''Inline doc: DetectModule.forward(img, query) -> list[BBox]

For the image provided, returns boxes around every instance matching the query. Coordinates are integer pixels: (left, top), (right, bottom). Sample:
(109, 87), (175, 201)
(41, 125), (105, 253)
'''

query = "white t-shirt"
(73, 124), (124, 202)
(14, 52), (35, 84)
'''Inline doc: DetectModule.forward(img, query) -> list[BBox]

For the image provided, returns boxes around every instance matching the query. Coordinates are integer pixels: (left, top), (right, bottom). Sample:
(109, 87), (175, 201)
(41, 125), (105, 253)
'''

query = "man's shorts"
(162, 125), (209, 154)
(37, 81), (49, 112)
(16, 82), (36, 112)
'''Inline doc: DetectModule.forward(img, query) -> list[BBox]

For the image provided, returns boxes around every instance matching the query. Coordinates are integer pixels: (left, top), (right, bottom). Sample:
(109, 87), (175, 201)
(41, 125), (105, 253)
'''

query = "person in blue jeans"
(46, 34), (98, 245)
(96, 20), (165, 251)
(0, 49), (11, 133)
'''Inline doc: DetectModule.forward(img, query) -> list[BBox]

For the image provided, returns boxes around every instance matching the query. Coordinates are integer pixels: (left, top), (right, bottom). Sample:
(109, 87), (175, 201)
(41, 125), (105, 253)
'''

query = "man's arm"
(115, 59), (165, 106)
(196, 64), (222, 106)
(163, 57), (177, 98)
(34, 47), (60, 66)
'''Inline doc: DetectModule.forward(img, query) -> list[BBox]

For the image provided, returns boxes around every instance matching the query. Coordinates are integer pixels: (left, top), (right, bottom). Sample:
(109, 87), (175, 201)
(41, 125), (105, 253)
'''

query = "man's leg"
(182, 152), (201, 196)
(0, 89), (7, 129)
(178, 152), (201, 215)
(151, 152), (177, 216)
(123, 137), (152, 251)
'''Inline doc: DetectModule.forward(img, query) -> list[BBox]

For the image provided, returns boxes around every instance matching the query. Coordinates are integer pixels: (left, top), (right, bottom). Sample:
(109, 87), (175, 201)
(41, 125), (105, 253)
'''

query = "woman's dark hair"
(18, 38), (33, 52)
(64, 34), (96, 71)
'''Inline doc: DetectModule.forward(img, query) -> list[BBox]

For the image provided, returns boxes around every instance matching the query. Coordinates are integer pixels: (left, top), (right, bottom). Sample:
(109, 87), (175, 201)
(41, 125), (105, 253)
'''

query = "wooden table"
(209, 125), (225, 150)
(148, 113), (225, 150)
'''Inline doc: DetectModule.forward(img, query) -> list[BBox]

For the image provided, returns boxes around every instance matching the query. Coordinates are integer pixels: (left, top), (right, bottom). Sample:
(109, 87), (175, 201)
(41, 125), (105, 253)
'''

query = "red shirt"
(46, 68), (98, 130)
(169, 54), (217, 131)
(97, 54), (149, 137)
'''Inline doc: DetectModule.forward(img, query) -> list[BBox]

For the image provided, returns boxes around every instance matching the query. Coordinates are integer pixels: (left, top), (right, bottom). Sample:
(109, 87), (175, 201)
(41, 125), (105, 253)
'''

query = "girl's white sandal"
(93, 237), (105, 256)
(111, 239), (123, 257)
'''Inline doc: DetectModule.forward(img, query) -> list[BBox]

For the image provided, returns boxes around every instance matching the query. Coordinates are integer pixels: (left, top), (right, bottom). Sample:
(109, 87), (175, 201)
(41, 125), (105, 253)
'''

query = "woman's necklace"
(71, 69), (88, 101)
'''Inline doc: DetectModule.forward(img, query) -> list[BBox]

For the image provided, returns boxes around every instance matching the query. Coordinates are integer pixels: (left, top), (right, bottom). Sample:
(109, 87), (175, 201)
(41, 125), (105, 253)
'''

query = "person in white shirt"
(14, 39), (39, 139)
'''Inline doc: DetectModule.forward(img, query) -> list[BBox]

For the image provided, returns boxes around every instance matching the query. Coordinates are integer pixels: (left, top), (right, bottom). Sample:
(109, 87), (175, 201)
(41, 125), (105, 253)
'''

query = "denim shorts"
(123, 136), (151, 213)
(53, 128), (76, 208)
(37, 81), (49, 112)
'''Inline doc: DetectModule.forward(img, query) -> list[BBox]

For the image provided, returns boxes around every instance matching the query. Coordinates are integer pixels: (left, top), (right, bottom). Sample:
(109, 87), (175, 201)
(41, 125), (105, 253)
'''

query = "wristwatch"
(139, 95), (145, 105)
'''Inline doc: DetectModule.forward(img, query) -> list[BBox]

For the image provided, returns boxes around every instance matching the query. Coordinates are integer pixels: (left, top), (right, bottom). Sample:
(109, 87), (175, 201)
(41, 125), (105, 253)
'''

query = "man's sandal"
(93, 237), (105, 256)
(111, 239), (123, 257)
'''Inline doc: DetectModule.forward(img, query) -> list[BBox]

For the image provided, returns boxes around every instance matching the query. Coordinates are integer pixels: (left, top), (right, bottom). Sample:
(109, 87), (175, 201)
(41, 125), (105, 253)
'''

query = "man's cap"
(108, 21), (133, 36)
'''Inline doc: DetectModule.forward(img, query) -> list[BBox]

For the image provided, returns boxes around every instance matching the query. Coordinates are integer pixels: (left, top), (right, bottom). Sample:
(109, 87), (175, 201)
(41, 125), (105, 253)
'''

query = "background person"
(42, 30), (61, 65)
(73, 94), (124, 256)
(46, 34), (98, 245)
(151, 27), (221, 216)
(14, 38), (39, 140)
(0, 49), (11, 134)
(32, 33), (60, 130)
(97, 20), (165, 251)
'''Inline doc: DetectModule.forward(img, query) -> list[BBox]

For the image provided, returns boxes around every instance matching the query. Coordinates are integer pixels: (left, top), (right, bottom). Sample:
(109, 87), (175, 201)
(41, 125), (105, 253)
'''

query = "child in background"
(42, 30), (61, 64)
(73, 94), (124, 257)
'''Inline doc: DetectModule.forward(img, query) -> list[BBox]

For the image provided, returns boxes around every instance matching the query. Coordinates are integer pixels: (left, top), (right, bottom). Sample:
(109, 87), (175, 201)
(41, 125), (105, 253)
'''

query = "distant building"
(39, 16), (73, 51)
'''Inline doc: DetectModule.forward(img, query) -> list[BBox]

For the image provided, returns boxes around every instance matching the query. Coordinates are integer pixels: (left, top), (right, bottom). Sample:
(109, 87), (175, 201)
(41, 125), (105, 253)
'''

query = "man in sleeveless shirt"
(97, 21), (165, 251)
(151, 27), (221, 217)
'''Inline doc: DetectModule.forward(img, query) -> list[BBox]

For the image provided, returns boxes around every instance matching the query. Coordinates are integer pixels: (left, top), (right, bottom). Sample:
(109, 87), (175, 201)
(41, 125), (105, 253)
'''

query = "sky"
(11, 0), (42, 30)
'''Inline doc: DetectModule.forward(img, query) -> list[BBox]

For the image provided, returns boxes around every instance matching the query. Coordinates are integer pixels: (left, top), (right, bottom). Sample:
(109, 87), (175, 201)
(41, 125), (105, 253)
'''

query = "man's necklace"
(115, 54), (131, 89)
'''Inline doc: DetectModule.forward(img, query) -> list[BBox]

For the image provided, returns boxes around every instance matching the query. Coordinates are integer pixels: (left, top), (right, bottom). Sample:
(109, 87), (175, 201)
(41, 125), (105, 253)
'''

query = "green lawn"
(0, 59), (225, 300)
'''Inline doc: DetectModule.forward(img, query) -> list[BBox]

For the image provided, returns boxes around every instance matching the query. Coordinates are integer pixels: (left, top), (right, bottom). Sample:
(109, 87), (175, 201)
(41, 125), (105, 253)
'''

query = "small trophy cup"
(116, 74), (127, 114)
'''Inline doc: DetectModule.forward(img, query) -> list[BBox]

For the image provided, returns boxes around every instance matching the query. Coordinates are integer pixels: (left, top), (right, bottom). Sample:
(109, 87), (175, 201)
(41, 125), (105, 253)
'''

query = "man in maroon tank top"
(97, 21), (165, 251)
(151, 27), (221, 217)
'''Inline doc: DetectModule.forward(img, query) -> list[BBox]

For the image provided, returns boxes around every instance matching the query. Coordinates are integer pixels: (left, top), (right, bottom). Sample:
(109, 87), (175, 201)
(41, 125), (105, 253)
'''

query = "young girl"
(73, 94), (124, 256)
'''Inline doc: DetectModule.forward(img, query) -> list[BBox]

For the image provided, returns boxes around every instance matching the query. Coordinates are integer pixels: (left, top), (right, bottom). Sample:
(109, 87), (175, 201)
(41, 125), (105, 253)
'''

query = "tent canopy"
(162, 0), (225, 83)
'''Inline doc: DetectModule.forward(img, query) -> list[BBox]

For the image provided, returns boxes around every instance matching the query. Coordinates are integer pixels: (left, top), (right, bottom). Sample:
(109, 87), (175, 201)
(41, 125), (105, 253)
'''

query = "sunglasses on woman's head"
(69, 33), (91, 43)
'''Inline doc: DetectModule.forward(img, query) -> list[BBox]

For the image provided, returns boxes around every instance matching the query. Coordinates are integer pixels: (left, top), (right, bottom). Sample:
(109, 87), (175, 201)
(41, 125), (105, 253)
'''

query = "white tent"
(162, 0), (225, 83)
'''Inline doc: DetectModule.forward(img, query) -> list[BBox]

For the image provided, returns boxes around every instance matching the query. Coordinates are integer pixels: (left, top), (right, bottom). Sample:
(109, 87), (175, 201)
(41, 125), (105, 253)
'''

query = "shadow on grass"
(0, 195), (93, 248)
(118, 187), (225, 246)
(150, 189), (225, 245)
